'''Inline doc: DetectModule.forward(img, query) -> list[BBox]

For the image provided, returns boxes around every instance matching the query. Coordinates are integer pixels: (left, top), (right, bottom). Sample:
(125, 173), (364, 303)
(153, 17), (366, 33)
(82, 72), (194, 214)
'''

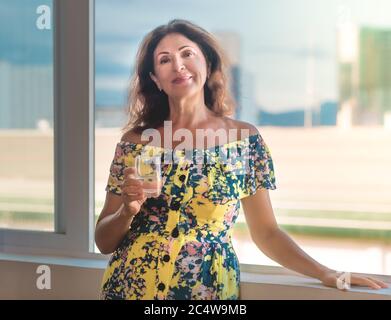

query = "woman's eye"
(160, 51), (193, 64)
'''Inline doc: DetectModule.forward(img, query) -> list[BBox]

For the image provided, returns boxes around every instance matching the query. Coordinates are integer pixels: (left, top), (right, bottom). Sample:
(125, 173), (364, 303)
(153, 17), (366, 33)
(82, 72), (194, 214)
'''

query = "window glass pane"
(94, 0), (391, 275)
(0, 0), (54, 231)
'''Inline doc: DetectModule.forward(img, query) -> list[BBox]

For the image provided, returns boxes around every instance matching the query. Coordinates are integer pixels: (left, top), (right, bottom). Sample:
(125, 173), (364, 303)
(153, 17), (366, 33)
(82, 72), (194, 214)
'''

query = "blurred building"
(337, 25), (391, 126)
(238, 69), (258, 124)
(0, 61), (53, 129)
(212, 31), (242, 120)
(257, 101), (337, 127)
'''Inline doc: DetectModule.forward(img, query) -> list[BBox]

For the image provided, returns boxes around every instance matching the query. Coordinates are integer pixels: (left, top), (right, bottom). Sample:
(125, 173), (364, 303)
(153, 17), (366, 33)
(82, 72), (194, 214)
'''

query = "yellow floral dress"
(100, 133), (276, 300)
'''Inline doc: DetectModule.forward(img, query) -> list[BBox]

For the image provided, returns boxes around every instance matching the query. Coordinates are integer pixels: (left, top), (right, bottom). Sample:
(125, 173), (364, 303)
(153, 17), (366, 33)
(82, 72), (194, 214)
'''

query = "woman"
(95, 19), (388, 300)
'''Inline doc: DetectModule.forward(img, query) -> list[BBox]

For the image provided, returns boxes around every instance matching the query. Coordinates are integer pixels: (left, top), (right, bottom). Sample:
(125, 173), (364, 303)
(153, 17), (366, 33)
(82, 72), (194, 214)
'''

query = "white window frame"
(0, 0), (105, 260)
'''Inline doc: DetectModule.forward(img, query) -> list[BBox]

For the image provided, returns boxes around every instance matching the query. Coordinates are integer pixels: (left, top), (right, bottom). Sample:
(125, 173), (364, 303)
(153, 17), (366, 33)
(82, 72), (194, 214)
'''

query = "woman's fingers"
(122, 185), (142, 195)
(123, 167), (136, 177)
(123, 185), (147, 203)
(122, 176), (142, 186)
(122, 189), (145, 201)
(363, 279), (381, 290)
(121, 191), (146, 217)
(120, 167), (148, 216)
(122, 167), (145, 188)
(351, 274), (385, 289)
(366, 276), (389, 288)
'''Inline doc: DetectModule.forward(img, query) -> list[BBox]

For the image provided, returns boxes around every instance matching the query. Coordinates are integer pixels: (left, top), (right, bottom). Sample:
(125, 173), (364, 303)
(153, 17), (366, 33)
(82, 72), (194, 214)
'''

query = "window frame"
(0, 0), (106, 260)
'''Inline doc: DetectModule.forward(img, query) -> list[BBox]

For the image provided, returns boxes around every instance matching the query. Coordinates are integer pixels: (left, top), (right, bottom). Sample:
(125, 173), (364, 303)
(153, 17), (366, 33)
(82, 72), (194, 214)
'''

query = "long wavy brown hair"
(122, 19), (236, 135)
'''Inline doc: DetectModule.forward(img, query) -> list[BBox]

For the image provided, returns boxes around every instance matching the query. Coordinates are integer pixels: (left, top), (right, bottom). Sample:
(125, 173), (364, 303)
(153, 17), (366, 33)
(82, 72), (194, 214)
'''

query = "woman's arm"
(240, 189), (389, 289)
(95, 199), (135, 255)
(95, 167), (148, 254)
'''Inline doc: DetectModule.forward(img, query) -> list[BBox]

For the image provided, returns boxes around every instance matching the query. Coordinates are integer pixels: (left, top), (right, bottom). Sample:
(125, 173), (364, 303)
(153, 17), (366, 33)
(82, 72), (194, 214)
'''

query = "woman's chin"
(168, 87), (199, 99)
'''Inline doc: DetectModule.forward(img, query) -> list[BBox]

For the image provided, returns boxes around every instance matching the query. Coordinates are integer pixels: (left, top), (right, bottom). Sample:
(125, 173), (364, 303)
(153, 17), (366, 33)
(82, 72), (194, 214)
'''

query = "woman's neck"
(167, 93), (212, 129)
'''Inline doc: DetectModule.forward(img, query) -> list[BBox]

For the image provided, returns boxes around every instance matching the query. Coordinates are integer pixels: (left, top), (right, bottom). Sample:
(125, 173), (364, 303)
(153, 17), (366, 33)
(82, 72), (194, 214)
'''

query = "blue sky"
(0, 0), (53, 64)
(94, 0), (391, 114)
(1, 0), (391, 116)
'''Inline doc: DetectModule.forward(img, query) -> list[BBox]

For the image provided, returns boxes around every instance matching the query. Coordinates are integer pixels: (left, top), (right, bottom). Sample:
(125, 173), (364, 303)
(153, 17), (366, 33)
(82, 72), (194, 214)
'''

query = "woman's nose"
(172, 57), (185, 72)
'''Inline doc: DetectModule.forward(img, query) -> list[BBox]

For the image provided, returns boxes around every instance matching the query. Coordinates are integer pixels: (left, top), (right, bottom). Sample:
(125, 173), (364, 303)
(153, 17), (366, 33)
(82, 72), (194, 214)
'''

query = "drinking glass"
(134, 154), (163, 198)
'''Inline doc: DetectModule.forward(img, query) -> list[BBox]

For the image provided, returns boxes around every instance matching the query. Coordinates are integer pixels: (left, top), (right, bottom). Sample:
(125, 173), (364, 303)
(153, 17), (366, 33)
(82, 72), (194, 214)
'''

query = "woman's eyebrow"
(157, 45), (194, 57)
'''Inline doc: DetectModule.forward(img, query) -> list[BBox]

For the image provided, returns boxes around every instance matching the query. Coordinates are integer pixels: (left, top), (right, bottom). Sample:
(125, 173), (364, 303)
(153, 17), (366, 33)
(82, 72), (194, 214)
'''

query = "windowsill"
(1, 253), (390, 299)
(240, 264), (391, 299)
(0, 252), (109, 270)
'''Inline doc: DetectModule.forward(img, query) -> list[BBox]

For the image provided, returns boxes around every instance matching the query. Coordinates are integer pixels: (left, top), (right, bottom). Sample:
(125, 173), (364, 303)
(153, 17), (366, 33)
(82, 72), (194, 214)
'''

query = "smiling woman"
(95, 19), (262, 300)
(150, 35), (208, 96)
(124, 19), (235, 135)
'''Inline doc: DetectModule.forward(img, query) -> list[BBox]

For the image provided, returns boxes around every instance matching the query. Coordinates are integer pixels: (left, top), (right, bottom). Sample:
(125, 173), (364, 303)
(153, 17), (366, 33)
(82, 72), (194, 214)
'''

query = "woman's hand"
(320, 270), (389, 291)
(120, 167), (148, 218)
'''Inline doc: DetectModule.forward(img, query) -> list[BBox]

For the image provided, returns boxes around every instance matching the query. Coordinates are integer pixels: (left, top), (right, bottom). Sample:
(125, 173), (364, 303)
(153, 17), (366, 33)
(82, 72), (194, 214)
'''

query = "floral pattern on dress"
(100, 133), (276, 300)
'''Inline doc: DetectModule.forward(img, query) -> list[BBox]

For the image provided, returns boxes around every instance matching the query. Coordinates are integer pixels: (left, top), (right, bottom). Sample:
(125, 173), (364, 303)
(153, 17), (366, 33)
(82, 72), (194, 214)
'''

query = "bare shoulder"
(222, 117), (260, 138)
(120, 129), (143, 144)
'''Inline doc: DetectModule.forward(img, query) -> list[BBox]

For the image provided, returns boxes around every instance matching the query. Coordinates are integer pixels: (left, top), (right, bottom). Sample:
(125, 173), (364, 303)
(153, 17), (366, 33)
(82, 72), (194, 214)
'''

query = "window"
(94, 0), (391, 275)
(0, 0), (54, 231)
(0, 0), (102, 259)
(4, 0), (388, 275)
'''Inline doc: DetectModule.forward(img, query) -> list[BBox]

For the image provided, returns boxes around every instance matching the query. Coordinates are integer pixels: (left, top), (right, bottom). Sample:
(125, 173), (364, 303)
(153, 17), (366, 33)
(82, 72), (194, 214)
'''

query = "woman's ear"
(149, 72), (162, 91)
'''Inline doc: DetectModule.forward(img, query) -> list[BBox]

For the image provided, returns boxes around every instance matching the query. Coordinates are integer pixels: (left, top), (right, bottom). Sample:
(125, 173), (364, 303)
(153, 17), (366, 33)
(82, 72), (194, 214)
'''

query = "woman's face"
(150, 33), (209, 99)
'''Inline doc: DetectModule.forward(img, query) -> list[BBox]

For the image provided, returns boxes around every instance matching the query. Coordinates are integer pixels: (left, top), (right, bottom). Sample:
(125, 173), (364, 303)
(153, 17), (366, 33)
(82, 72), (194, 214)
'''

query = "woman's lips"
(172, 76), (192, 84)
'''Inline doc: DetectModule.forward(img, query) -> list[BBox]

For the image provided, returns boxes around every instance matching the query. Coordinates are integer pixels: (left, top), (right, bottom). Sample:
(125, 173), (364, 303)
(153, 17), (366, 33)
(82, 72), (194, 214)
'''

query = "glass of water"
(134, 154), (163, 198)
